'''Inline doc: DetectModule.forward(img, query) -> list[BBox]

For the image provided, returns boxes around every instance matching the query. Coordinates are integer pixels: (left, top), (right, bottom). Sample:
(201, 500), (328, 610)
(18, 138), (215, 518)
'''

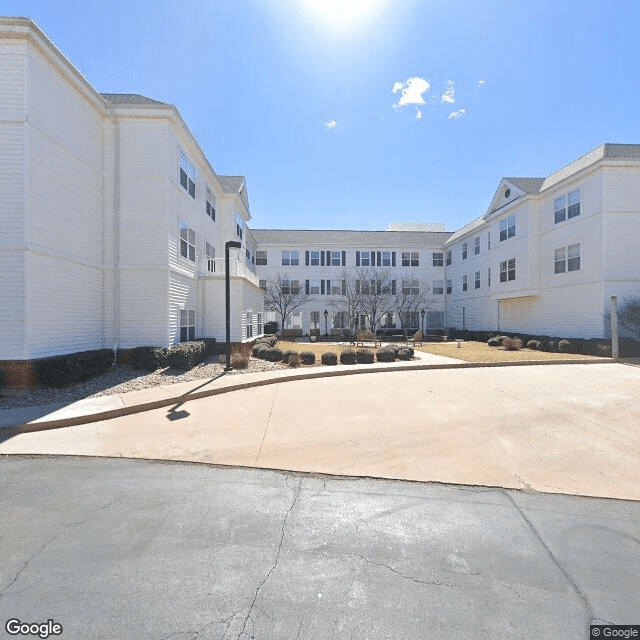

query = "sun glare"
(304, 0), (387, 29)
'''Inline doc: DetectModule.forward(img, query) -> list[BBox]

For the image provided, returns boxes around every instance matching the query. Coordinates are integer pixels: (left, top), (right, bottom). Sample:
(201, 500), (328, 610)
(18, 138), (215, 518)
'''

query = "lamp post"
(497, 299), (501, 333)
(421, 308), (425, 335)
(225, 240), (242, 371)
(324, 309), (328, 338)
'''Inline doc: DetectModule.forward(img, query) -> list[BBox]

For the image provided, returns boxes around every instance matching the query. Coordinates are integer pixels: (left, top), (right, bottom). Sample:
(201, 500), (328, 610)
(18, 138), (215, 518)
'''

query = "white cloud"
(415, 109), (422, 120)
(324, 119), (337, 129)
(441, 80), (455, 104)
(448, 108), (466, 119)
(478, 79), (486, 86)
(392, 77), (431, 108)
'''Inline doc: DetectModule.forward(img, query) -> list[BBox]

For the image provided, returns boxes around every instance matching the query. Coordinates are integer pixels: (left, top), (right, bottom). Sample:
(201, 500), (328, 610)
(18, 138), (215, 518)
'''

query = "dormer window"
(179, 150), (196, 198)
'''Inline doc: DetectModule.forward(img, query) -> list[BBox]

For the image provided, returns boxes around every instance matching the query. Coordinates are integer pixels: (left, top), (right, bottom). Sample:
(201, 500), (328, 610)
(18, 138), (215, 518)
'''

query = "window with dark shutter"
(321, 280), (325, 295)
(305, 251), (310, 266)
(392, 252), (396, 267)
(305, 280), (310, 294)
(342, 251), (346, 266)
(356, 251), (360, 266)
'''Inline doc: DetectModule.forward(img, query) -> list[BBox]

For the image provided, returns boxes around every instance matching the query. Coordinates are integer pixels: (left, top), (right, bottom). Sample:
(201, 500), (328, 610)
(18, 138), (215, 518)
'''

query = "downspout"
(112, 114), (120, 363)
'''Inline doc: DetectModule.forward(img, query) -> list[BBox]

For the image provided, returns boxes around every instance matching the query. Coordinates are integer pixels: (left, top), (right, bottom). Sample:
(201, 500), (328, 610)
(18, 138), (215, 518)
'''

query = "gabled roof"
(250, 228), (452, 247)
(101, 93), (168, 106)
(219, 175), (250, 212)
(443, 216), (485, 245)
(503, 177), (545, 194)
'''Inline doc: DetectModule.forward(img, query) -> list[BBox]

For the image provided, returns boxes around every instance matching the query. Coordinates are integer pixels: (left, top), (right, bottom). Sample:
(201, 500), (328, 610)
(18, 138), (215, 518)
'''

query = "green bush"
(300, 351), (316, 365)
(376, 348), (395, 362)
(167, 341), (207, 371)
(130, 346), (167, 371)
(397, 347), (413, 360)
(263, 347), (283, 362)
(201, 337), (217, 357)
(34, 349), (113, 388)
(321, 352), (338, 365)
(356, 349), (374, 364)
(340, 349), (358, 365)
(281, 350), (299, 363)
(264, 321), (279, 335)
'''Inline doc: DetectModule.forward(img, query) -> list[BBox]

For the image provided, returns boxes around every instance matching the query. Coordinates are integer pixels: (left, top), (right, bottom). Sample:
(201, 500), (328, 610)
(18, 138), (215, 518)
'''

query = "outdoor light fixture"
(421, 308), (425, 334)
(324, 309), (328, 337)
(225, 240), (242, 371)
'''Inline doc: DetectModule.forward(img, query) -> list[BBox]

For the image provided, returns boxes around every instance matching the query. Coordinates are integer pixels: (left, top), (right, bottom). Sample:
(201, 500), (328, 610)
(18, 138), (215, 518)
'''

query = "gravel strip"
(0, 357), (289, 410)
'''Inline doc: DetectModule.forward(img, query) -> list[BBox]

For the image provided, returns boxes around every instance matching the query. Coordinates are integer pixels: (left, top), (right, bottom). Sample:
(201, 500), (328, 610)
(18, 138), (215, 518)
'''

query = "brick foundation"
(0, 360), (38, 390)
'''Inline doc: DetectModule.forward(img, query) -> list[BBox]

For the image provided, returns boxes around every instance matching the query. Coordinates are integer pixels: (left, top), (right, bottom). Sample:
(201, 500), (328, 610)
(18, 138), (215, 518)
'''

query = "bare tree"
(618, 296), (640, 339)
(392, 276), (434, 333)
(352, 267), (396, 332)
(264, 273), (315, 330)
(329, 270), (362, 334)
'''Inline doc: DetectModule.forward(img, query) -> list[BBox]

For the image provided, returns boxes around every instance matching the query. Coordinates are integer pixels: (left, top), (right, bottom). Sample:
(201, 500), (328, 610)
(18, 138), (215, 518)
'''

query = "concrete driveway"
(1, 363), (639, 500)
(0, 456), (638, 640)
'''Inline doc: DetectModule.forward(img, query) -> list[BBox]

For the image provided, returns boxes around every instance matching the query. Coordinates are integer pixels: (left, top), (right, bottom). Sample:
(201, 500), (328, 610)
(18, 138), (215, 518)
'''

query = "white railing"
(202, 257), (260, 288)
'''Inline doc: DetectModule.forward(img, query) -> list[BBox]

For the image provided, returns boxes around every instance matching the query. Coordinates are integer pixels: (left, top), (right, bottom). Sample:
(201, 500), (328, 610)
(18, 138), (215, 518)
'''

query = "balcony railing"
(201, 257), (260, 288)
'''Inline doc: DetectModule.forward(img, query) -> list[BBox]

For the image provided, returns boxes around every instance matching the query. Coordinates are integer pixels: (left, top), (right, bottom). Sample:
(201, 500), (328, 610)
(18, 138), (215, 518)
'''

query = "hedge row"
(33, 349), (113, 388)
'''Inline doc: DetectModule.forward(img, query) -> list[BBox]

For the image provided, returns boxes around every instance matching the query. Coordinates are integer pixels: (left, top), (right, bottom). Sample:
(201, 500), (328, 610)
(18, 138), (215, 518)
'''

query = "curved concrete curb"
(1, 357), (613, 436)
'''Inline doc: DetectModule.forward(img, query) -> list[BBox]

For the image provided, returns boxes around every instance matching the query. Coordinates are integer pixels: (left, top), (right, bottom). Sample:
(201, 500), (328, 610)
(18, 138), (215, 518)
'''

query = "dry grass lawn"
(416, 341), (603, 363)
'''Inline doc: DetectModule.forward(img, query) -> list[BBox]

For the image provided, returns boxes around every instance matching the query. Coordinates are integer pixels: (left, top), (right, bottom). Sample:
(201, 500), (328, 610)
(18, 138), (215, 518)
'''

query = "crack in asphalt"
(233, 479), (302, 640)
(0, 499), (117, 599)
(504, 490), (595, 626)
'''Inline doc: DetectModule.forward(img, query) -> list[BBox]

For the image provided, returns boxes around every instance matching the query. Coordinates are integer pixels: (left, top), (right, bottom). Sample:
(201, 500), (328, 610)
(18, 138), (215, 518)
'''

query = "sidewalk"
(0, 350), (463, 430)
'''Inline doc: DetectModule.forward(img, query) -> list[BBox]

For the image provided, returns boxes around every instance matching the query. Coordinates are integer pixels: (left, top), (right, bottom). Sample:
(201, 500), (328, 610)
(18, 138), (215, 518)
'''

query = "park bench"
(356, 330), (381, 348)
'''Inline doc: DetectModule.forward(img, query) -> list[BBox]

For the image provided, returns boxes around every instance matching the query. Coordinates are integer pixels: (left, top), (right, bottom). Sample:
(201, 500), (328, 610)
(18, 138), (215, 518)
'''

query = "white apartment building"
(2, 18), (640, 388)
(443, 146), (640, 339)
(251, 228), (452, 335)
(0, 18), (263, 385)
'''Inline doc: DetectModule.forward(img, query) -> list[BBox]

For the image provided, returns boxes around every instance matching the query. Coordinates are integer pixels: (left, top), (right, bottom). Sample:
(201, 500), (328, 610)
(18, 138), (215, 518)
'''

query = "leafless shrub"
(288, 354), (302, 368)
(502, 337), (523, 351)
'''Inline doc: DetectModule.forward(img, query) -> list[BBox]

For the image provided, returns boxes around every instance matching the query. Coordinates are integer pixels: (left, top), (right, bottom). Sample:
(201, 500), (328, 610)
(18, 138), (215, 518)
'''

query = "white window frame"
(462, 242), (468, 259)
(256, 250), (267, 266)
(246, 311), (253, 338)
(462, 275), (468, 292)
(446, 279), (452, 294)
(180, 309), (195, 342)
(555, 189), (581, 224)
(236, 215), (243, 241)
(381, 251), (392, 267)
(500, 258), (516, 282)
(499, 214), (516, 241)
(331, 251), (341, 266)
(180, 222), (196, 262)
(446, 250), (452, 266)
(310, 251), (320, 266)
(179, 150), (196, 198)
(433, 280), (444, 295)
(310, 311), (321, 330)
(402, 279), (419, 295)
(257, 312), (263, 335)
(475, 271), (480, 289)
(259, 279), (267, 292)
(554, 243), (581, 273)
(309, 280), (321, 295)
(433, 252), (444, 267)
(474, 237), (480, 255)
(206, 242), (215, 273)
(205, 186), (215, 220)
(360, 251), (371, 267)
(401, 251), (419, 267)
(282, 250), (299, 266)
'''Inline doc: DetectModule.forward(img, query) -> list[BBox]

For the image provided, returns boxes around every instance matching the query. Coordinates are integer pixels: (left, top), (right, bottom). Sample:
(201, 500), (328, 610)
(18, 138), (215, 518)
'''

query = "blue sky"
(15, 0), (640, 231)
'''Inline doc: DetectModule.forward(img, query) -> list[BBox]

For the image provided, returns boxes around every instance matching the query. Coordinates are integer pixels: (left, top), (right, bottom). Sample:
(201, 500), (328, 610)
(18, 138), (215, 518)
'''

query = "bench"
(356, 331), (381, 348)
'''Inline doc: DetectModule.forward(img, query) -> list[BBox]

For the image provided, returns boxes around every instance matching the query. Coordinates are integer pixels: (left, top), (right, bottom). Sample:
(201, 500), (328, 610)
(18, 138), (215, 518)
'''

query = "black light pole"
(324, 309), (328, 338)
(225, 240), (242, 371)
(421, 308), (425, 334)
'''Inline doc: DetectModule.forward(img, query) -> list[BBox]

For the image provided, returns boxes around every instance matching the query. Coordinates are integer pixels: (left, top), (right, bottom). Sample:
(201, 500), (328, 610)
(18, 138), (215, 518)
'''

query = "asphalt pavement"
(0, 456), (638, 640)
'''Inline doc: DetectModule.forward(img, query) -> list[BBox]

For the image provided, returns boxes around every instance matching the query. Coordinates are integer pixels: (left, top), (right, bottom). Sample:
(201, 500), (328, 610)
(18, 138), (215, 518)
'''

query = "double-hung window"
(256, 250), (267, 265)
(433, 280), (444, 294)
(402, 279), (419, 295)
(206, 242), (215, 273)
(554, 189), (580, 224)
(310, 251), (320, 266)
(282, 250), (299, 266)
(331, 251), (341, 266)
(446, 279), (452, 294)
(462, 275), (468, 292)
(433, 252), (444, 267)
(462, 243), (468, 259)
(259, 279), (267, 292)
(309, 280), (321, 295)
(446, 250), (452, 266)
(257, 312), (263, 335)
(246, 312), (253, 338)
(402, 251), (419, 267)
(554, 243), (581, 273)
(179, 150), (196, 198)
(205, 186), (215, 220)
(381, 251), (391, 267)
(500, 258), (516, 282)
(475, 271), (480, 289)
(474, 237), (480, 255)
(360, 251), (371, 266)
(236, 215), (243, 240)
(180, 309), (195, 342)
(499, 214), (516, 241)
(310, 311), (320, 330)
(180, 223), (195, 262)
